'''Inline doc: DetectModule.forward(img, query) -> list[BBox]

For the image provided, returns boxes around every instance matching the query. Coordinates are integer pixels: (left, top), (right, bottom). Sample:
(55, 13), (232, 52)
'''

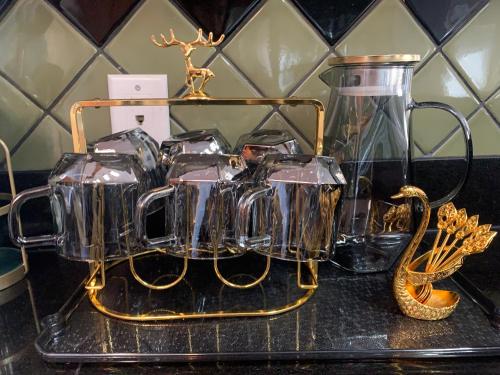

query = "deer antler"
(190, 28), (225, 47)
(151, 28), (182, 47)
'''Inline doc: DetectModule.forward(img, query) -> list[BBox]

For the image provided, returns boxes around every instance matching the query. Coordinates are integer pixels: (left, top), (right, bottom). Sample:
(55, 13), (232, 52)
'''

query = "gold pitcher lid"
(328, 54), (421, 66)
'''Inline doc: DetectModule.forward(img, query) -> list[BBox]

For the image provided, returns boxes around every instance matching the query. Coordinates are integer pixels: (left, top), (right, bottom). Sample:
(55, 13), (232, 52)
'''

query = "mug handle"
(235, 185), (273, 248)
(135, 185), (175, 248)
(410, 100), (473, 208)
(8, 185), (58, 247)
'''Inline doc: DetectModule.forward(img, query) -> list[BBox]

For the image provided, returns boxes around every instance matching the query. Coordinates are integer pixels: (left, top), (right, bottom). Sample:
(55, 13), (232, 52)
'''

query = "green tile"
(12, 116), (72, 171)
(412, 53), (479, 153)
(172, 55), (271, 146)
(443, 2), (500, 99)
(170, 117), (185, 136)
(335, 0), (435, 67)
(0, 76), (43, 150)
(261, 112), (313, 154)
(280, 56), (333, 145)
(0, 0), (95, 107)
(412, 144), (425, 159)
(106, 0), (214, 96)
(486, 88), (500, 123)
(52, 55), (121, 142)
(223, 0), (329, 97)
(434, 109), (500, 157)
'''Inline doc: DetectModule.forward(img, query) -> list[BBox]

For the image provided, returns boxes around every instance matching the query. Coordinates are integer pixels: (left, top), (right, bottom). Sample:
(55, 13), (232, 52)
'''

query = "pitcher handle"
(410, 100), (473, 208)
(235, 185), (273, 248)
(8, 185), (58, 247)
(135, 185), (175, 248)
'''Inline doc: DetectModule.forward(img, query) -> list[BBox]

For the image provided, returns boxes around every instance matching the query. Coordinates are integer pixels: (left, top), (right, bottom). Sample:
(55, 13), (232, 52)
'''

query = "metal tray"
(35, 253), (500, 363)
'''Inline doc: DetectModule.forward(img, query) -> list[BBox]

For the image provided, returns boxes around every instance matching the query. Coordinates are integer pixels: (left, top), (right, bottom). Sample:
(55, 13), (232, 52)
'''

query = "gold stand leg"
(297, 260), (318, 290)
(213, 254), (271, 289)
(86, 261), (106, 290)
(129, 251), (189, 290)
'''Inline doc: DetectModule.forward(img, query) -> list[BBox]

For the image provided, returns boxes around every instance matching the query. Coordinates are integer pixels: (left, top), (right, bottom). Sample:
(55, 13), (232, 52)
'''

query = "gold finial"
(151, 28), (224, 99)
(392, 185), (496, 320)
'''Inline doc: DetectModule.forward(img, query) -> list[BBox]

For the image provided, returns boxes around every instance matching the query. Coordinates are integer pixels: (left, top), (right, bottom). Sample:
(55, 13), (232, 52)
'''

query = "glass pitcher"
(319, 55), (472, 273)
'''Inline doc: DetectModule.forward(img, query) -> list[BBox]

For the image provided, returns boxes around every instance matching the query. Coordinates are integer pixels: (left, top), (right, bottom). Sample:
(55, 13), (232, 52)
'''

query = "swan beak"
(391, 193), (404, 199)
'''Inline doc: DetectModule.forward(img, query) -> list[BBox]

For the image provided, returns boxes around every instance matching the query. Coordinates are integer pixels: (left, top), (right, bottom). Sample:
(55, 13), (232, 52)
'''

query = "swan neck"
(401, 194), (431, 268)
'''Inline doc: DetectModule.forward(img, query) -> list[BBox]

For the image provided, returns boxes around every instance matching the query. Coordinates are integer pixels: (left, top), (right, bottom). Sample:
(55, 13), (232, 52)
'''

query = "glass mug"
(159, 129), (231, 171)
(319, 55), (472, 272)
(9, 153), (150, 261)
(233, 129), (303, 170)
(135, 154), (250, 259)
(236, 154), (346, 262)
(89, 127), (162, 188)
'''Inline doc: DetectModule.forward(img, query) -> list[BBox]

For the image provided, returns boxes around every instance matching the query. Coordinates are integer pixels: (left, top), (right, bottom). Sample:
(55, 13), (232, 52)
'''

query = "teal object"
(0, 247), (23, 275)
(0, 247), (26, 290)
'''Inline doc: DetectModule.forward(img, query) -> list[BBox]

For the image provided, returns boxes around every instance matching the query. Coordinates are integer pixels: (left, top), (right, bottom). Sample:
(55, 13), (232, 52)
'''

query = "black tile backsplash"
(172, 0), (261, 39)
(0, 0), (12, 17)
(405, 0), (488, 44)
(292, 0), (375, 45)
(48, 0), (140, 46)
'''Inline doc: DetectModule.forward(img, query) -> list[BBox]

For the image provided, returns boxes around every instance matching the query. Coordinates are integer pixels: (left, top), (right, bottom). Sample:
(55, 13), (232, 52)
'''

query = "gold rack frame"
(70, 97), (325, 321)
(0, 138), (28, 290)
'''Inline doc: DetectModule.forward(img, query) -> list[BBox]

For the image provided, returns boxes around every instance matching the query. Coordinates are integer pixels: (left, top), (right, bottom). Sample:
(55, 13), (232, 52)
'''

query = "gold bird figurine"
(392, 185), (496, 320)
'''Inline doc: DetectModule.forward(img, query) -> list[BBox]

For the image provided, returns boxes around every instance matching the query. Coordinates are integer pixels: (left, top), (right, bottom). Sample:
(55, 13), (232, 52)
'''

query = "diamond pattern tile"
(406, 0), (488, 44)
(12, 116), (72, 171)
(412, 53), (478, 153)
(170, 117), (186, 136)
(292, 0), (375, 45)
(486, 88), (500, 123)
(171, 0), (260, 39)
(172, 55), (271, 146)
(0, 0), (95, 107)
(260, 112), (313, 154)
(335, 0), (435, 66)
(0, 76), (43, 150)
(435, 109), (500, 157)
(280, 56), (332, 145)
(53, 55), (121, 142)
(48, 0), (139, 46)
(106, 0), (215, 96)
(444, 2), (500, 99)
(224, 0), (329, 97)
(0, 0), (499, 170)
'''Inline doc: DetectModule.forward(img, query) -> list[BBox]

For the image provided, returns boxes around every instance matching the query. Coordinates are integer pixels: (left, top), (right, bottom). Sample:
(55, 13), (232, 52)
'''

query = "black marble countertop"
(1, 250), (500, 374)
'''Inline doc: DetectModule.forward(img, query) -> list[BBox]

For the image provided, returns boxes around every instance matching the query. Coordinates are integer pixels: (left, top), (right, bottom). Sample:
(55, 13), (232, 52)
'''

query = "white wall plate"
(107, 74), (170, 143)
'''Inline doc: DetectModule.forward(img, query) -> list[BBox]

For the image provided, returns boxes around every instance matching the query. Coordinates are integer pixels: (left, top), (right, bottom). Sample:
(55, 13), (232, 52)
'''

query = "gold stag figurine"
(392, 186), (496, 320)
(151, 28), (224, 98)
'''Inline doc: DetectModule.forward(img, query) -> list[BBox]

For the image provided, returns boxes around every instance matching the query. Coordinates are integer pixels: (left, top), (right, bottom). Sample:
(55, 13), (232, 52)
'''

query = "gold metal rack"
(0, 138), (28, 290)
(68, 28), (326, 321)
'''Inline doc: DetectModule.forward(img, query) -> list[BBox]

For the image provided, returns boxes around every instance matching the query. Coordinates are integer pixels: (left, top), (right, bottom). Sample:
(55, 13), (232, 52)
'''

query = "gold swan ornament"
(392, 185), (497, 320)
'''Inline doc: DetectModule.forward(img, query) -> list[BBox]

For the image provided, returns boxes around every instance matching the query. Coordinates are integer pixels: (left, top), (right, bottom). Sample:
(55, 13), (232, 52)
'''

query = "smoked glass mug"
(159, 129), (231, 172)
(9, 153), (150, 261)
(89, 127), (162, 188)
(234, 129), (303, 170)
(135, 154), (250, 259)
(236, 154), (346, 262)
